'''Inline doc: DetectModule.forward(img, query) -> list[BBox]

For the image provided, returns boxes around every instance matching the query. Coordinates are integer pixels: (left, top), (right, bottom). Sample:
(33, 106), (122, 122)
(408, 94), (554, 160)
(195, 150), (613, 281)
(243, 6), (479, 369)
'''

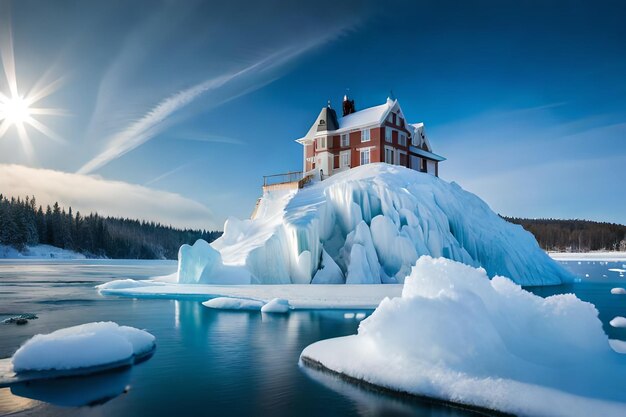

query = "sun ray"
(29, 107), (71, 117)
(14, 121), (35, 162)
(0, 119), (10, 137)
(24, 76), (65, 106)
(24, 116), (66, 144)
(0, 2), (66, 157)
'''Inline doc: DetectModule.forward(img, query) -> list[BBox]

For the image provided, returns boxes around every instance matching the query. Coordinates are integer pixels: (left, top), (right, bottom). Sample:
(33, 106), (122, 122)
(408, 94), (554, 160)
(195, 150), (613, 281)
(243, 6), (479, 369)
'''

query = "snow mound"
(300, 256), (626, 417)
(96, 279), (167, 291)
(11, 322), (155, 373)
(202, 297), (264, 311)
(611, 287), (626, 295)
(178, 164), (571, 286)
(610, 317), (626, 328)
(261, 298), (290, 313)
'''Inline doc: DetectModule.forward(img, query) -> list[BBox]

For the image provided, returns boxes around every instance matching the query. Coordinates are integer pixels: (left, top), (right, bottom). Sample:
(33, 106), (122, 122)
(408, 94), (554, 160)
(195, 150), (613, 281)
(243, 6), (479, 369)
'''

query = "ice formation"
(300, 256), (626, 417)
(611, 287), (626, 295)
(202, 297), (264, 311)
(261, 298), (290, 313)
(178, 164), (571, 286)
(11, 322), (155, 373)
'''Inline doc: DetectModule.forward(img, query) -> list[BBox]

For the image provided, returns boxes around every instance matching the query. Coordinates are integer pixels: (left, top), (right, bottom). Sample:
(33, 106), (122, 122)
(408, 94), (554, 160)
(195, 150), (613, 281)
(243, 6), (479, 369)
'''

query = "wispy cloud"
(77, 25), (353, 175)
(144, 161), (196, 186)
(175, 132), (245, 145)
(0, 164), (217, 229)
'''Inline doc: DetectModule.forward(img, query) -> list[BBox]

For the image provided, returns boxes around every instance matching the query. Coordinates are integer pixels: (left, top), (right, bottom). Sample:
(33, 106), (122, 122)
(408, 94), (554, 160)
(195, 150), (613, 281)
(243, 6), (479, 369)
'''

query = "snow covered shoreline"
(0, 244), (86, 260)
(549, 252), (626, 262)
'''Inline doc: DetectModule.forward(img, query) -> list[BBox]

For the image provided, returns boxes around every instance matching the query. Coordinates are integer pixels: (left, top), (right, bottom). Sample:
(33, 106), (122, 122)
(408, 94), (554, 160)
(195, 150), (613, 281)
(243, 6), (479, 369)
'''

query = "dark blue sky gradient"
(1, 0), (625, 226)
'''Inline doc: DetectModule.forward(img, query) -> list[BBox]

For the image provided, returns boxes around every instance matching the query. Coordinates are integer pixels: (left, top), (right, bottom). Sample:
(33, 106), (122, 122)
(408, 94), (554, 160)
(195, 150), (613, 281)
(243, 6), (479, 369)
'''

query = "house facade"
(295, 95), (445, 179)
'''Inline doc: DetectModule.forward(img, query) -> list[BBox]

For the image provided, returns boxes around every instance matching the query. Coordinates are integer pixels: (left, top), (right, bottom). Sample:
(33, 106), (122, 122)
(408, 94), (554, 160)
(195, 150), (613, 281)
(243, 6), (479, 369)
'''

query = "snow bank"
(202, 297), (264, 311)
(549, 252), (626, 262)
(11, 322), (155, 373)
(300, 257), (626, 417)
(178, 164), (571, 286)
(611, 287), (626, 295)
(261, 298), (290, 313)
(610, 317), (626, 328)
(0, 244), (85, 259)
(96, 279), (167, 291)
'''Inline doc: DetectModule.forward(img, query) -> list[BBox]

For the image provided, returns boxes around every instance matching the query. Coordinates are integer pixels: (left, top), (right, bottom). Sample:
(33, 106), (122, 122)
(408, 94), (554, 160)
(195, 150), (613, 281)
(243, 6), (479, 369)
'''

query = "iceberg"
(300, 256), (626, 417)
(178, 164), (572, 286)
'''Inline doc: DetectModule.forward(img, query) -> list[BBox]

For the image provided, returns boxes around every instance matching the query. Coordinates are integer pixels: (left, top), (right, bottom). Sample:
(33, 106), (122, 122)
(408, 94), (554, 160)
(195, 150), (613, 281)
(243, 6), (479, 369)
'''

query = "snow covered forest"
(0, 195), (220, 259)
(505, 217), (626, 252)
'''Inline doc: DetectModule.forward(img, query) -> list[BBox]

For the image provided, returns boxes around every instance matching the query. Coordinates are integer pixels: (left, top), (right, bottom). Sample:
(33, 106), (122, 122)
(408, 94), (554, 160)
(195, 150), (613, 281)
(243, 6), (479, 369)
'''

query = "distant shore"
(548, 251), (626, 262)
(0, 244), (85, 260)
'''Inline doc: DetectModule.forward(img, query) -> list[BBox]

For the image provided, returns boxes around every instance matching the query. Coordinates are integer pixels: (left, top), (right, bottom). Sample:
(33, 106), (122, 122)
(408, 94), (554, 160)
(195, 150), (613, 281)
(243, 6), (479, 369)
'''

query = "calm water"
(0, 259), (625, 417)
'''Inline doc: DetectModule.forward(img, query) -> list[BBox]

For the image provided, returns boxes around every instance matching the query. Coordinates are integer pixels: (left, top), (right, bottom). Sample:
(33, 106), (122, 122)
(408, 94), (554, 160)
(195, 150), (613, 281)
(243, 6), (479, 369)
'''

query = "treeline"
(0, 195), (221, 259)
(505, 217), (626, 252)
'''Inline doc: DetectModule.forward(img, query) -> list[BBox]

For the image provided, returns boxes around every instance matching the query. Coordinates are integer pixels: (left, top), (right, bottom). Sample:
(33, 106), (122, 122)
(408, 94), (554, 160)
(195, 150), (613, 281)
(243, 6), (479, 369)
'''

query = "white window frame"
(384, 146), (394, 164)
(397, 150), (407, 166)
(340, 133), (349, 147)
(360, 148), (371, 165)
(340, 150), (350, 169)
(316, 136), (326, 150)
(398, 133), (406, 147)
(361, 129), (370, 143)
(385, 127), (392, 143)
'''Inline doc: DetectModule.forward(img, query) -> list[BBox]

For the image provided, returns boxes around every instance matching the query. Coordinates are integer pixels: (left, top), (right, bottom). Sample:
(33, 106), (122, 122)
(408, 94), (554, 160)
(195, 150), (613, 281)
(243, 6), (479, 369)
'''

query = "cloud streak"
(77, 26), (353, 175)
(0, 164), (217, 230)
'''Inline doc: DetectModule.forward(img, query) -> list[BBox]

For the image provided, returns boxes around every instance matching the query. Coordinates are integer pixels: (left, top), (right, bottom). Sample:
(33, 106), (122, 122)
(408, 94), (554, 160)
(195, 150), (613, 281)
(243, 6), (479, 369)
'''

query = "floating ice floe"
(175, 164), (572, 286)
(300, 256), (626, 417)
(610, 317), (626, 328)
(202, 297), (264, 311)
(261, 298), (290, 313)
(611, 287), (626, 295)
(5, 322), (155, 381)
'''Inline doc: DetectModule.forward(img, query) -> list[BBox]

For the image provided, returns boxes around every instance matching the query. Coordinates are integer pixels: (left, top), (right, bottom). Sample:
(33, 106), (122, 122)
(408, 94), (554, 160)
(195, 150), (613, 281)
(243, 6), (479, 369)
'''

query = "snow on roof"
(336, 101), (392, 131)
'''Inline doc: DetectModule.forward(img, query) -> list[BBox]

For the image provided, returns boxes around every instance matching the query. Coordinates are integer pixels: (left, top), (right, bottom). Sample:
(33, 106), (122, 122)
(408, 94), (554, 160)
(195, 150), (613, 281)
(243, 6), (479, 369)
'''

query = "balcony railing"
(263, 171), (303, 187)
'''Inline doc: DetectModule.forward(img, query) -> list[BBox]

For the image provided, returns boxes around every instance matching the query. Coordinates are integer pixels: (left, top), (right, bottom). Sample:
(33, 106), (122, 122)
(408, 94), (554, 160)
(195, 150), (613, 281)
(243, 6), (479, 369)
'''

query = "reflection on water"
(10, 368), (132, 408)
(0, 259), (624, 417)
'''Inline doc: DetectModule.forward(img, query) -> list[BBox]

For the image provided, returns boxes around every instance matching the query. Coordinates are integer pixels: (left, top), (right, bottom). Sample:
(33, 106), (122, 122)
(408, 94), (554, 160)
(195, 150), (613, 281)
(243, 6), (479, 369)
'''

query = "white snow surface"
(202, 297), (264, 311)
(11, 322), (155, 373)
(98, 280), (402, 309)
(178, 164), (572, 286)
(0, 244), (85, 259)
(300, 256), (626, 417)
(549, 252), (626, 262)
(261, 298), (290, 313)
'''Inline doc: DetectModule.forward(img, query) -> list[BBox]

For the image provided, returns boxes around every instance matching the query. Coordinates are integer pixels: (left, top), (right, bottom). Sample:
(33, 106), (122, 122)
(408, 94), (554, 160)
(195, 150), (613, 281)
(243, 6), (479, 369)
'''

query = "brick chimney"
(342, 94), (355, 117)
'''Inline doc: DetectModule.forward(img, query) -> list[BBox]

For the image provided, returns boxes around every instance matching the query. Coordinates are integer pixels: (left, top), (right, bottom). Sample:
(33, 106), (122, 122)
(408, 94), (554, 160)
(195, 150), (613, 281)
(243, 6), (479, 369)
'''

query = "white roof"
(336, 102), (391, 131)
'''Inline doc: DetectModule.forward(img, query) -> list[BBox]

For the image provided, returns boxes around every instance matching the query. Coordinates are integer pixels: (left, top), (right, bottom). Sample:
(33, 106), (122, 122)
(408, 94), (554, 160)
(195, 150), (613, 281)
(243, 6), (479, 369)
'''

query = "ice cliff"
(178, 163), (572, 286)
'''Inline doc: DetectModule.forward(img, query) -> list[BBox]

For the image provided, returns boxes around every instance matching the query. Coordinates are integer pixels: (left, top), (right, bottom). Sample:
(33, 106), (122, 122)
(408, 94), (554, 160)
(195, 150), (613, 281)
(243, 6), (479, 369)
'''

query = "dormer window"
(361, 129), (370, 142)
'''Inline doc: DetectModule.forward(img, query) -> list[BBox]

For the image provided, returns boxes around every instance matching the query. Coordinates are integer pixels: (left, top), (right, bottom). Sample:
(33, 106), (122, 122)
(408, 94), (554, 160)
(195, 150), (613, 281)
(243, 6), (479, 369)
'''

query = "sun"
(0, 94), (31, 125)
(0, 17), (66, 160)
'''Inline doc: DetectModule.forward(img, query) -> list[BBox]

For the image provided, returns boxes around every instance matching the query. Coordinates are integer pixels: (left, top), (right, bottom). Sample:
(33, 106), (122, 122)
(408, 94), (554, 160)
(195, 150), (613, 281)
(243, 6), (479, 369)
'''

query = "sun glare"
(0, 94), (31, 125)
(0, 16), (66, 160)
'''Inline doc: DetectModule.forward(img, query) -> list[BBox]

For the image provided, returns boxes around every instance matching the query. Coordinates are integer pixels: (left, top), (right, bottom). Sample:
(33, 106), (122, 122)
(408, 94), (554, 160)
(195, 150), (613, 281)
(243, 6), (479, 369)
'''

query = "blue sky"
(0, 0), (625, 228)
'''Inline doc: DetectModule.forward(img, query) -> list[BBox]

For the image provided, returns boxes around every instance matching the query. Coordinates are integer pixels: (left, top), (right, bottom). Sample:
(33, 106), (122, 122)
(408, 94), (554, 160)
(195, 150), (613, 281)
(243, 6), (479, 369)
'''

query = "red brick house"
(295, 95), (445, 179)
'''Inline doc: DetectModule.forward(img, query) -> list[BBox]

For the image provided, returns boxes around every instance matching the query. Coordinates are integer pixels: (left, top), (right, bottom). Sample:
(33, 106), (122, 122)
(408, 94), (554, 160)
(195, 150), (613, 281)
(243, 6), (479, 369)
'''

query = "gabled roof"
(337, 102), (390, 131)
